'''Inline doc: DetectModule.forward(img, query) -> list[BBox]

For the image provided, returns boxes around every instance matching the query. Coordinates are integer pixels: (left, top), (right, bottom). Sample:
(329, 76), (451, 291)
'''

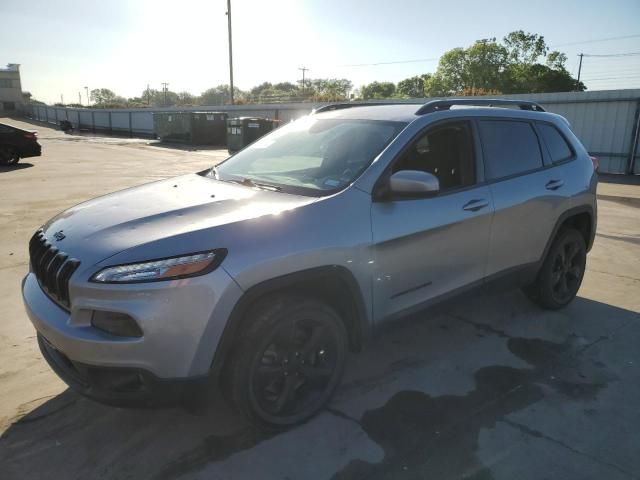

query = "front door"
(371, 120), (494, 322)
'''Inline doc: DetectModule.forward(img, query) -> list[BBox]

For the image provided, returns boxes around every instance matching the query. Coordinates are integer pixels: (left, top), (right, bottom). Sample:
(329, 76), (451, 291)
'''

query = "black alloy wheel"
(523, 228), (587, 310)
(227, 296), (347, 429)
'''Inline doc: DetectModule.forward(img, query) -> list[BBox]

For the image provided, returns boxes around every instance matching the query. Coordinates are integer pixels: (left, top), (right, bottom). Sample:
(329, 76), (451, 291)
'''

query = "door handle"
(462, 199), (489, 212)
(546, 179), (564, 190)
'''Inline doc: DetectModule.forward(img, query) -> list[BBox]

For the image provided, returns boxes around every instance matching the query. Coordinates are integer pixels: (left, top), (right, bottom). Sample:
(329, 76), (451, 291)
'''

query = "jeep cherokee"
(22, 99), (597, 428)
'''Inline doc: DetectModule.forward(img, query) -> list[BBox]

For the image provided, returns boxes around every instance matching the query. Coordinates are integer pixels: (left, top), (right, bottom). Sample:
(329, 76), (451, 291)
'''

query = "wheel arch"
(209, 265), (370, 378)
(541, 205), (595, 264)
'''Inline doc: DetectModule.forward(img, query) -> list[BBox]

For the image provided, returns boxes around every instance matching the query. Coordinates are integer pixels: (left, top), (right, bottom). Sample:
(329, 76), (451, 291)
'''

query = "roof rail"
(416, 98), (546, 115)
(312, 102), (393, 114)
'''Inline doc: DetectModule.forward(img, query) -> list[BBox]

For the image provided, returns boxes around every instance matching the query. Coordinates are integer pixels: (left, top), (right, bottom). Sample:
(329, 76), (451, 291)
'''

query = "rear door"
(479, 119), (559, 276)
(371, 120), (494, 322)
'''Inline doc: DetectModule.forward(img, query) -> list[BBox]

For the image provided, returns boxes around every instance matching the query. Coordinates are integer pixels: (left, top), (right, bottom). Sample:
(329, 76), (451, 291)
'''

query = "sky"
(1, 0), (639, 104)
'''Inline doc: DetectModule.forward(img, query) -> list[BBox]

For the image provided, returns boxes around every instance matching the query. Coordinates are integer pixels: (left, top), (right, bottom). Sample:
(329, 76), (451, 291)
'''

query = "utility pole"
(146, 84), (150, 106)
(576, 53), (584, 91)
(78, 92), (82, 105)
(161, 82), (169, 106)
(299, 67), (309, 96)
(60, 94), (64, 105)
(226, 0), (234, 105)
(84, 86), (89, 106)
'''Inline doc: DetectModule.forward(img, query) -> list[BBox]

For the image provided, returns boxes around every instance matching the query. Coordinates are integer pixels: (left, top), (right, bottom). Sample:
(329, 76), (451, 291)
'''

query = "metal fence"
(27, 88), (640, 174)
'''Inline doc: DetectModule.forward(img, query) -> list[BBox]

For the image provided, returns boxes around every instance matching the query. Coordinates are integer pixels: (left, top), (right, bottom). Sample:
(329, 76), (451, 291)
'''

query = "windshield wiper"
(226, 177), (282, 192)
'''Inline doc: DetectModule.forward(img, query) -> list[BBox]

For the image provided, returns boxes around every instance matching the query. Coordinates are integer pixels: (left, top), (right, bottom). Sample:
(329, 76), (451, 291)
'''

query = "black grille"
(29, 229), (80, 309)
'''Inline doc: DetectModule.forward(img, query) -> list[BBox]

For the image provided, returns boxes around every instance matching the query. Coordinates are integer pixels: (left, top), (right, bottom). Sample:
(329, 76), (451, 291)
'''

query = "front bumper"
(37, 333), (207, 407)
(22, 265), (244, 382)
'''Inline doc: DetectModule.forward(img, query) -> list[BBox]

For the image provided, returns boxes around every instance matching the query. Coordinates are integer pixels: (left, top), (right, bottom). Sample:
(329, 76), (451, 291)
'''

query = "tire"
(225, 295), (348, 429)
(523, 228), (587, 310)
(0, 146), (20, 165)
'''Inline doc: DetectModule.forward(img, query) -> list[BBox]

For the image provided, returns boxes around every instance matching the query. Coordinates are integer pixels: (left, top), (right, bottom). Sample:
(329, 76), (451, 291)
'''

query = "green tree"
(198, 85), (244, 105)
(273, 82), (298, 93)
(309, 78), (353, 100)
(428, 31), (584, 95)
(90, 88), (118, 105)
(361, 81), (396, 99)
(176, 91), (196, 105)
(503, 30), (548, 65)
(250, 82), (273, 96)
(396, 74), (431, 98)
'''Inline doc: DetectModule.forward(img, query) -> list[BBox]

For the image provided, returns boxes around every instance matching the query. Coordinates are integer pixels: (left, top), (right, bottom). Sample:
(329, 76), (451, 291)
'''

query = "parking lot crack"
(326, 406), (362, 427)
(449, 314), (512, 339)
(500, 418), (633, 477)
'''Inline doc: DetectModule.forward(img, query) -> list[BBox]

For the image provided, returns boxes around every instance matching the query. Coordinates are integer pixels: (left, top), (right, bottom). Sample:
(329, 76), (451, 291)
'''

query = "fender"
(209, 265), (370, 377)
(541, 204), (596, 261)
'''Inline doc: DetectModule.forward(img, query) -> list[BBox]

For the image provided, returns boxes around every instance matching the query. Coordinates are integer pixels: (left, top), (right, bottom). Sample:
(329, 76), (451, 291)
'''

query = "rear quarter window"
(537, 123), (573, 163)
(479, 120), (543, 180)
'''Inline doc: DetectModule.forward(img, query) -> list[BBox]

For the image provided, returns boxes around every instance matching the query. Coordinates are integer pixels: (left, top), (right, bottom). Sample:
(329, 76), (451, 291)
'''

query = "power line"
(340, 57), (439, 67)
(583, 51), (640, 57)
(583, 74), (640, 80)
(338, 43), (640, 70)
(549, 33), (640, 48)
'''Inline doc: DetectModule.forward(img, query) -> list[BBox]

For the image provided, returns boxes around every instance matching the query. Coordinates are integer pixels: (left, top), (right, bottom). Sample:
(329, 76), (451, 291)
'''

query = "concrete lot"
(0, 119), (639, 479)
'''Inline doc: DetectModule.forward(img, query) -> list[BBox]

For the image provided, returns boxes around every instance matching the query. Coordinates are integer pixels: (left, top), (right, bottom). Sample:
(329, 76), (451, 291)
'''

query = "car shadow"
(0, 162), (34, 172)
(1, 291), (638, 480)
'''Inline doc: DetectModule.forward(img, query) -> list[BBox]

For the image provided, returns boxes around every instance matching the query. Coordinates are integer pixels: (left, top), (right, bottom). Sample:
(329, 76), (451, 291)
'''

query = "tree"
(429, 39), (508, 95)
(309, 78), (353, 100)
(176, 91), (196, 105)
(427, 31), (584, 95)
(273, 82), (298, 93)
(199, 85), (244, 105)
(250, 82), (273, 96)
(503, 30), (548, 65)
(361, 81), (396, 99)
(90, 88), (117, 106)
(396, 74), (431, 98)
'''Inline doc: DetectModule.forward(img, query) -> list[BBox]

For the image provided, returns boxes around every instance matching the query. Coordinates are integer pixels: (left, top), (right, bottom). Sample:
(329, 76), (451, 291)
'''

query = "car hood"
(41, 173), (317, 267)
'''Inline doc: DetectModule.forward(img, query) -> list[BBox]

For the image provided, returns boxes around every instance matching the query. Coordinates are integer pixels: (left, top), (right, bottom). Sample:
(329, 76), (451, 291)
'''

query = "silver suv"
(22, 99), (597, 428)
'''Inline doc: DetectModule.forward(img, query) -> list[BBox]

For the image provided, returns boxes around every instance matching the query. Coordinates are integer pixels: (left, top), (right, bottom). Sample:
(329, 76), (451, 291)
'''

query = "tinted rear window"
(479, 120), (543, 180)
(538, 123), (573, 163)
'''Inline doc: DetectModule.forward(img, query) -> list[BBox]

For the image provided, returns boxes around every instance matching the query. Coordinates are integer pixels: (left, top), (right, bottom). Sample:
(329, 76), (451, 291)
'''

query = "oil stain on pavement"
(331, 333), (615, 480)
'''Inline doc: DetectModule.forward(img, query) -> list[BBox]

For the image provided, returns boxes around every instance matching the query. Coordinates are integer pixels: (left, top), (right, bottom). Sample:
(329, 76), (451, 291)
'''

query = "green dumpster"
(153, 111), (228, 145)
(227, 117), (274, 153)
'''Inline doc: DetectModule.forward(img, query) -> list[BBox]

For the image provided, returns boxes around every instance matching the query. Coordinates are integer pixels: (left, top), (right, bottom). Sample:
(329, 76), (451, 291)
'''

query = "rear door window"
(479, 120), (543, 180)
(537, 123), (573, 163)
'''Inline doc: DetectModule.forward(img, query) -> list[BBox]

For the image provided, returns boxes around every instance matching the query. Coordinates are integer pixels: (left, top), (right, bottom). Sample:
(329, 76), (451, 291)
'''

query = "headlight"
(90, 250), (226, 283)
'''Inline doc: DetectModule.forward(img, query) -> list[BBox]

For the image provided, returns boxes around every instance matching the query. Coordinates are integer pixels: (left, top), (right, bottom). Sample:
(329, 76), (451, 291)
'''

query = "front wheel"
(0, 146), (20, 165)
(226, 296), (347, 429)
(523, 228), (587, 310)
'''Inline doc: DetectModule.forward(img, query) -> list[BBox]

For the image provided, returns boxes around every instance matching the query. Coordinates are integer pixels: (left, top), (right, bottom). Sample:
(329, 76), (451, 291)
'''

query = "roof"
(313, 101), (559, 124)
(314, 104), (420, 122)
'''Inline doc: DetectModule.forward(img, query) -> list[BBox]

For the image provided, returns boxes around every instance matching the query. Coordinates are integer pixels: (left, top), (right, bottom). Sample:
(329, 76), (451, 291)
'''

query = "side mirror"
(386, 170), (440, 198)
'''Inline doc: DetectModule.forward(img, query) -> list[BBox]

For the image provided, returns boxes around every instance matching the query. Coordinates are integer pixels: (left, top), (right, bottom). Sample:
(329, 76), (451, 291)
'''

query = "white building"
(0, 63), (24, 115)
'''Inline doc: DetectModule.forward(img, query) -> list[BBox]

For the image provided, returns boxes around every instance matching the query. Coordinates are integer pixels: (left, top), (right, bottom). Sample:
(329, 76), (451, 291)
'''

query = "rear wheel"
(226, 295), (347, 429)
(523, 228), (586, 309)
(0, 146), (20, 165)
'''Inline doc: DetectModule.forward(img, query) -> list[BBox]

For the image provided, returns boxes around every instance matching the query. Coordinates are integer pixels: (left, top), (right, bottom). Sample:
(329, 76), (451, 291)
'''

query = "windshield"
(209, 116), (405, 196)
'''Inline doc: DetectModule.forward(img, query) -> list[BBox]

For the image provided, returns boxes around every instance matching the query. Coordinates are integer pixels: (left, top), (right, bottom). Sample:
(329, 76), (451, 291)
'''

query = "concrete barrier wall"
(28, 89), (640, 174)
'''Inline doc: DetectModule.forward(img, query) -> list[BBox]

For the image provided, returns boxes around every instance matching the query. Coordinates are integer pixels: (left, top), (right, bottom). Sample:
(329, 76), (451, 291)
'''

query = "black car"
(0, 122), (42, 165)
